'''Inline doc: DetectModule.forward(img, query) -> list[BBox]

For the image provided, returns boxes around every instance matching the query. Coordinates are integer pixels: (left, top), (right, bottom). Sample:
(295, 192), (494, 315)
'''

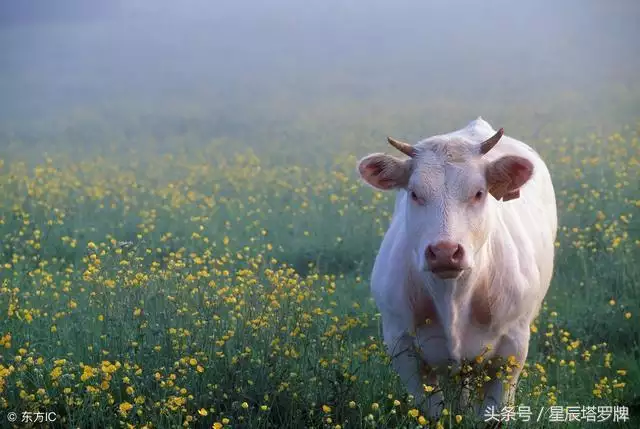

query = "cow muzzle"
(425, 240), (465, 279)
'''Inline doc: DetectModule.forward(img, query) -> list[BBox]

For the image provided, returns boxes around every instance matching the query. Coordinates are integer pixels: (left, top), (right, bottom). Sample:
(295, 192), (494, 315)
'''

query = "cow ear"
(357, 153), (411, 190)
(485, 155), (534, 201)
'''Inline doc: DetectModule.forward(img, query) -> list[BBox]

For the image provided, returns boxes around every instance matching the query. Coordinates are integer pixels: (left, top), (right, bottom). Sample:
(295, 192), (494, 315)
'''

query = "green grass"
(0, 94), (638, 429)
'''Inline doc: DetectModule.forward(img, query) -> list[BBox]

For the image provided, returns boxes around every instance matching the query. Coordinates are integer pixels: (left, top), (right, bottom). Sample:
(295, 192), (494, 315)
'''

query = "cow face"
(357, 132), (534, 280)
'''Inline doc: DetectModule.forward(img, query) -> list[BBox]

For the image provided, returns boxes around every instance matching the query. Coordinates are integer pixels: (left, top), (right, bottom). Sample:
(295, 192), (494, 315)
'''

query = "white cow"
(357, 117), (557, 419)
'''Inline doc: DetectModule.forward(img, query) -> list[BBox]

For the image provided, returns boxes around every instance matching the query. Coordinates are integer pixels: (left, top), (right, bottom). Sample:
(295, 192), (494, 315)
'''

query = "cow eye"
(474, 190), (485, 200)
(410, 191), (426, 205)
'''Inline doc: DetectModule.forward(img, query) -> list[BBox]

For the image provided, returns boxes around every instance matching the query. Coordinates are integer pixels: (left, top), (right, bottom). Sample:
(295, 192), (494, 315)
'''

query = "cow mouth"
(430, 267), (464, 279)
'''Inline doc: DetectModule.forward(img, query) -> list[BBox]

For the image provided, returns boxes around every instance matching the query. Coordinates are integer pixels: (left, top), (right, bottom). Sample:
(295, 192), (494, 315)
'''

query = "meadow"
(0, 86), (638, 429)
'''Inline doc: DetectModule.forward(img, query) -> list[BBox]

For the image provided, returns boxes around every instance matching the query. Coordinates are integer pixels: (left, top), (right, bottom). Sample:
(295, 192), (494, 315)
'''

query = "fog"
(1, 0), (639, 149)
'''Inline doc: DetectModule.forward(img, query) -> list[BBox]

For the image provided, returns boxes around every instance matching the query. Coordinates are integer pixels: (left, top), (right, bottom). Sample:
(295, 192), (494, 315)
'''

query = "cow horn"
(387, 137), (416, 157)
(479, 128), (504, 155)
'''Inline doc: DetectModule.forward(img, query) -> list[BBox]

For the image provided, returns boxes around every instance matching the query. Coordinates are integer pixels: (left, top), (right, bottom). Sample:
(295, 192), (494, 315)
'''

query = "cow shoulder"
(370, 222), (413, 318)
(470, 272), (494, 327)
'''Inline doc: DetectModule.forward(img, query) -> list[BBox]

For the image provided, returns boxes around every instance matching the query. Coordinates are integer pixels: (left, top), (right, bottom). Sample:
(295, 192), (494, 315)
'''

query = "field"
(0, 87), (638, 429)
(3, 3), (640, 427)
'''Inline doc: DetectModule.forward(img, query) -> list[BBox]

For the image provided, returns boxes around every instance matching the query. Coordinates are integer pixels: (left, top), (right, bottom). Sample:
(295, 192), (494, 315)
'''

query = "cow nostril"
(452, 245), (464, 262)
(425, 246), (436, 262)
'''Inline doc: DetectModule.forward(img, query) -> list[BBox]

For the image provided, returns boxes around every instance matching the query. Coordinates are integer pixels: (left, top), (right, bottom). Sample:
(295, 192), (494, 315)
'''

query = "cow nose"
(425, 241), (465, 275)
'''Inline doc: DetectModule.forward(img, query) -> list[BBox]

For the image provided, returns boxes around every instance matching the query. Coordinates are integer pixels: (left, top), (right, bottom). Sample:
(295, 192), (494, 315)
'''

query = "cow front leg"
(458, 375), (472, 413)
(383, 324), (435, 416)
(414, 323), (450, 419)
(480, 324), (530, 418)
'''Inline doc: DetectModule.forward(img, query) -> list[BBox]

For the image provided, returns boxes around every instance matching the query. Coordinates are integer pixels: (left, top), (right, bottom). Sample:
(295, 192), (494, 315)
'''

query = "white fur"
(363, 118), (558, 417)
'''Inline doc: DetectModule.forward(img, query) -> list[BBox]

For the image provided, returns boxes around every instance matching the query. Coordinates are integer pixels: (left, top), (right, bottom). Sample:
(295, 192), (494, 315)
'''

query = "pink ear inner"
(487, 156), (534, 201)
(359, 158), (396, 189)
(376, 178), (395, 190)
(508, 158), (534, 189)
(360, 160), (385, 180)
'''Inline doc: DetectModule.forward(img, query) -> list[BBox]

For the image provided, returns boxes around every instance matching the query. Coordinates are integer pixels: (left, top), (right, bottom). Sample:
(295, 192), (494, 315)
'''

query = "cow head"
(357, 127), (534, 280)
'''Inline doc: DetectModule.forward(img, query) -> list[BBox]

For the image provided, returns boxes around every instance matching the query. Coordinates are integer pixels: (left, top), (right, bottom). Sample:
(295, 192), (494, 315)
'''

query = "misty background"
(1, 0), (639, 155)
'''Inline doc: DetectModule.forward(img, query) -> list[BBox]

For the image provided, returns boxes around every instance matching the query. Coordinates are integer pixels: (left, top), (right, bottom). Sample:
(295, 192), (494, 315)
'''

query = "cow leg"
(382, 323), (434, 416)
(480, 324), (530, 418)
(414, 323), (449, 419)
(458, 375), (472, 413)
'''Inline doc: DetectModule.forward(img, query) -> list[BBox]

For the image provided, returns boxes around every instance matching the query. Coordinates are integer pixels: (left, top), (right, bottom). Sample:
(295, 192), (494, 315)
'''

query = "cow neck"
(406, 238), (496, 363)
